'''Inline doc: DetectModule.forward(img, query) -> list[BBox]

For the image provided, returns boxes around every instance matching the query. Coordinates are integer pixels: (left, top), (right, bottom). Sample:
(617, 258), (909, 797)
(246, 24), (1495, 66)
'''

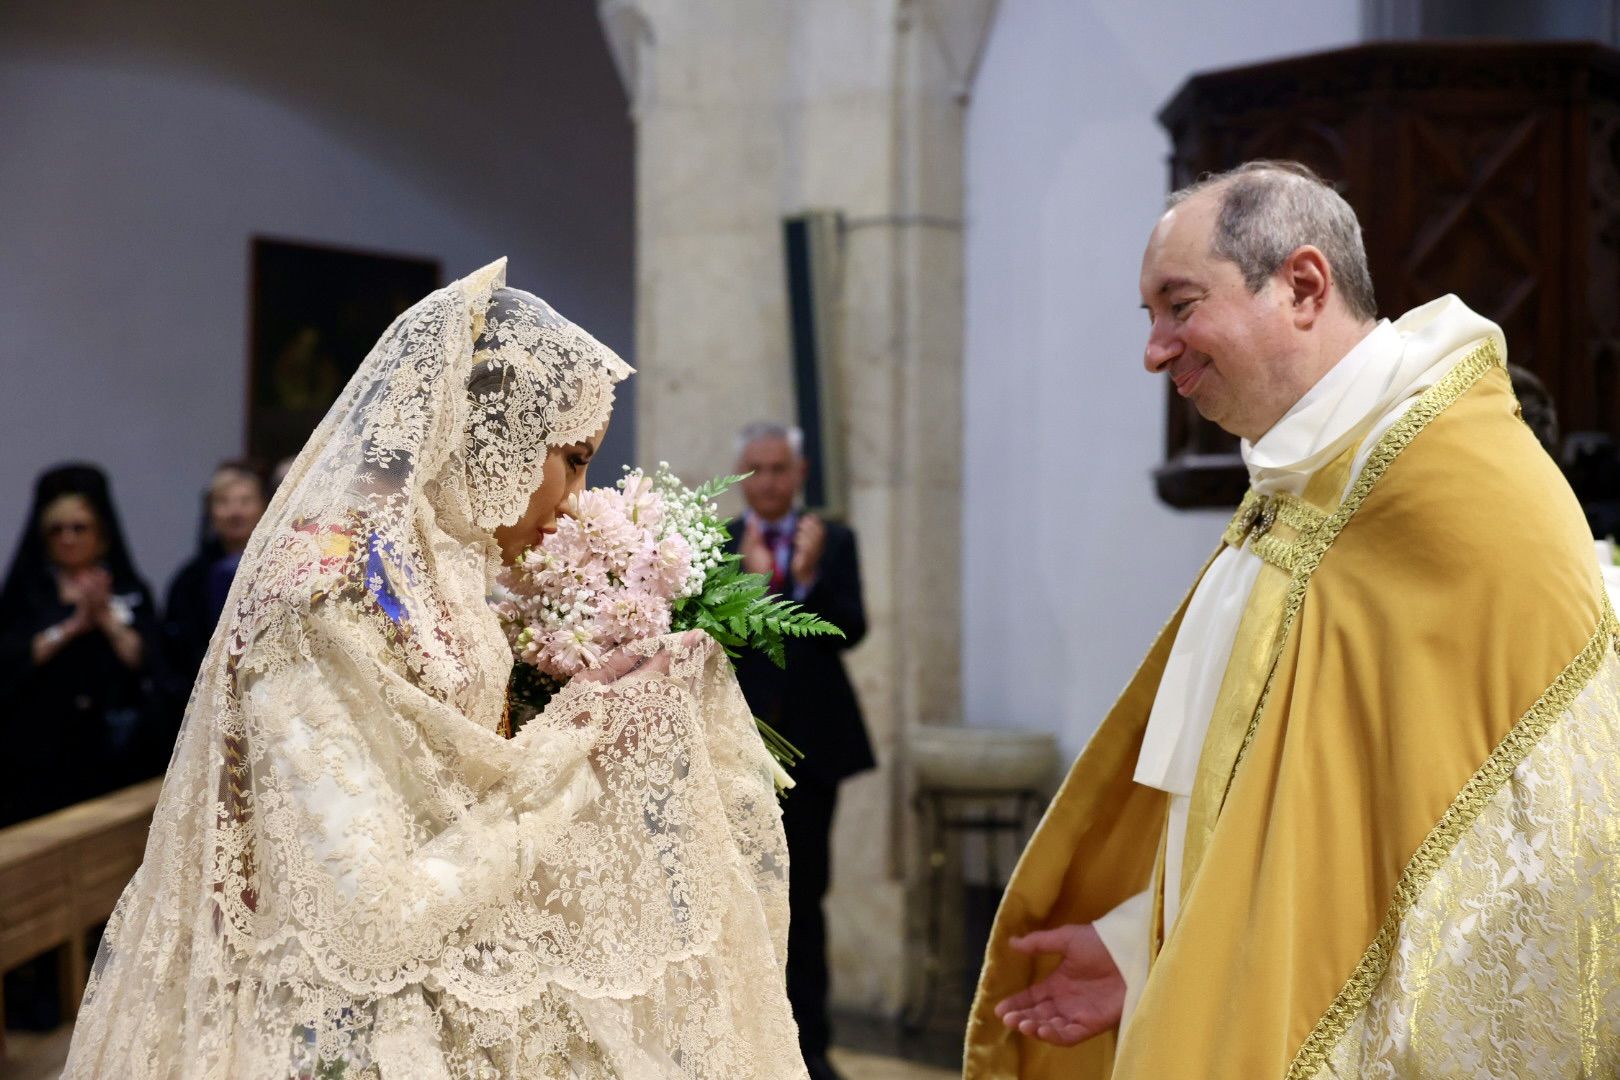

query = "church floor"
(0, 1025), (960, 1079)
(829, 1046), (959, 1078)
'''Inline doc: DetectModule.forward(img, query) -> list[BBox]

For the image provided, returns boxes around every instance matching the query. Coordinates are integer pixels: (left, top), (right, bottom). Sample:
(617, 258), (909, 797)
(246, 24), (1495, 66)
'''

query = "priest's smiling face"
(1138, 188), (1306, 442)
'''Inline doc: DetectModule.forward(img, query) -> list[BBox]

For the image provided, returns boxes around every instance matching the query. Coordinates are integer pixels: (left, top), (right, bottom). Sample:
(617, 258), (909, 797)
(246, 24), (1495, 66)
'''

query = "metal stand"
(900, 786), (1043, 1034)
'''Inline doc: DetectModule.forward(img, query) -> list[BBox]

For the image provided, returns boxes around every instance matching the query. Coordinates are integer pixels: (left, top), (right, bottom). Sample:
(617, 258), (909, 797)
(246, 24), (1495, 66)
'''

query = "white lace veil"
(64, 260), (802, 1079)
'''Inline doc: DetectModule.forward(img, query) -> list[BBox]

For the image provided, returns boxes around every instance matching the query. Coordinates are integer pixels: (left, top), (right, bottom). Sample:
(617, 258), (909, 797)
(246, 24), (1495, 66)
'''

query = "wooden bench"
(0, 778), (162, 1058)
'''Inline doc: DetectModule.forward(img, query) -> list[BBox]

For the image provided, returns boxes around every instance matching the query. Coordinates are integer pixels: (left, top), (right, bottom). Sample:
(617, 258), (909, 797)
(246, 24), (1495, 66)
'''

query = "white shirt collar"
(746, 508), (798, 532)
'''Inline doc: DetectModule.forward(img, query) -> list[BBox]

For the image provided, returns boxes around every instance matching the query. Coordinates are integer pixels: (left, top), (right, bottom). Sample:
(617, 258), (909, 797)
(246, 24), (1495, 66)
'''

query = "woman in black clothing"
(162, 461), (266, 709)
(0, 463), (164, 828)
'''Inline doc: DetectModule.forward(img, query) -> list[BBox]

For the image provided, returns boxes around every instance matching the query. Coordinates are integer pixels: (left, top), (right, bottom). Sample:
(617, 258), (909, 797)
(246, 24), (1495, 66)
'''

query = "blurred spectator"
(1508, 364), (1559, 455)
(1564, 432), (1620, 541)
(0, 463), (165, 828)
(725, 420), (871, 1080)
(271, 454), (296, 493)
(163, 461), (266, 707)
(0, 464), (164, 1031)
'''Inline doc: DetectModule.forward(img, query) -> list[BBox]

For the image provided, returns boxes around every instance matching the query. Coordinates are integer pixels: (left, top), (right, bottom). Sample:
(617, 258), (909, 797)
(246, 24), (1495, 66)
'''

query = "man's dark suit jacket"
(724, 516), (874, 786)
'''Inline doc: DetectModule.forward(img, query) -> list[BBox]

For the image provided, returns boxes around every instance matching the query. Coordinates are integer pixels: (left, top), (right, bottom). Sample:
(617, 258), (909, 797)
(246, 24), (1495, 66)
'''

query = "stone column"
(599, 0), (797, 470)
(600, 0), (997, 1018)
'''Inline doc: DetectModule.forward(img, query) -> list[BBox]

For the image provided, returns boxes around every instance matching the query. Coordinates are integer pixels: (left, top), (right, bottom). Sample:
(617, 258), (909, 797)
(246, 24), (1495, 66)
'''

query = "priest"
(966, 160), (1620, 1078)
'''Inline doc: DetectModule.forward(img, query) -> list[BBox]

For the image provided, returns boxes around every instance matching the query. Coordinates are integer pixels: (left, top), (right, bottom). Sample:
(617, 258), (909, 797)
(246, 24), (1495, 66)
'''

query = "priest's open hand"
(993, 922), (1125, 1046)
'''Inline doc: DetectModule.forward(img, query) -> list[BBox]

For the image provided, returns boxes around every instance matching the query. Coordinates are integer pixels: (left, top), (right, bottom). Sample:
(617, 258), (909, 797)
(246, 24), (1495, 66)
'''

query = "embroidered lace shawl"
(63, 260), (802, 1079)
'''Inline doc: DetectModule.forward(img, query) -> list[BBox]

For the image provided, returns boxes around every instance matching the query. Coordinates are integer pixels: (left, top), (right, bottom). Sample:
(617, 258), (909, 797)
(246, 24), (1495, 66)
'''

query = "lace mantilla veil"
(64, 260), (804, 1079)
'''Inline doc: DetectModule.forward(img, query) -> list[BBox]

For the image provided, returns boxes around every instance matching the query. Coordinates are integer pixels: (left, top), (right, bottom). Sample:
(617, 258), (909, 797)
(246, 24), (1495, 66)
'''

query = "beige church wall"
(961, 0), (1362, 761)
(0, 2), (633, 594)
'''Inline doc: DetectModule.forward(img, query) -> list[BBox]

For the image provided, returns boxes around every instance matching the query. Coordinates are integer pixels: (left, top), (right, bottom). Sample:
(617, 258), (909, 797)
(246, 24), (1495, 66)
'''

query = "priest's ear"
(1280, 244), (1332, 328)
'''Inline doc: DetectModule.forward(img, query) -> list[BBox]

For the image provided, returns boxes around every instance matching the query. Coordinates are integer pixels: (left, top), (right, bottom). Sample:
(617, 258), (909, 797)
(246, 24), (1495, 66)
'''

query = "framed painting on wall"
(247, 238), (440, 467)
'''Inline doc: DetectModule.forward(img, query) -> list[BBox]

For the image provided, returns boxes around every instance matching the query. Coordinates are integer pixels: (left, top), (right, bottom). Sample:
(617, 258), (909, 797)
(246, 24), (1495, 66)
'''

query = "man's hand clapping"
(740, 518), (776, 578)
(790, 514), (825, 588)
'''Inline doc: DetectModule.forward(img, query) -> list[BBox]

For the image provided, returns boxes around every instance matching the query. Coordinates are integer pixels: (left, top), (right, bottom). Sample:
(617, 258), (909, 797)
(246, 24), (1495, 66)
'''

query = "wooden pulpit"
(1155, 42), (1620, 507)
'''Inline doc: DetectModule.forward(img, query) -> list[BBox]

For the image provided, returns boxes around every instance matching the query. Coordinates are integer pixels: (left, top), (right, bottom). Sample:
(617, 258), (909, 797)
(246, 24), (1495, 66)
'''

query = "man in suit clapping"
(727, 421), (873, 1080)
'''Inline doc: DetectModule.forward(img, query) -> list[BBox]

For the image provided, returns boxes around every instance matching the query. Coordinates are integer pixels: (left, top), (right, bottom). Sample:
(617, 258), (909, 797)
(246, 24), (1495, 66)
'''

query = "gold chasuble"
(966, 324), (1620, 1077)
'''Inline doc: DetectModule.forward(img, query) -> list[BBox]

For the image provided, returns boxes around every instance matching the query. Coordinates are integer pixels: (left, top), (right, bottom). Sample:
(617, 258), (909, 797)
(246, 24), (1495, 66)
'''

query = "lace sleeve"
(190, 629), (798, 1075)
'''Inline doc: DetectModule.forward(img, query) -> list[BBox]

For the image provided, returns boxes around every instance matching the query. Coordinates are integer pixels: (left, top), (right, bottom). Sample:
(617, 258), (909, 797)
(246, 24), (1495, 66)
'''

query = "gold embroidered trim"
(1248, 534), (1298, 574)
(1224, 491), (1329, 543)
(1256, 496), (1328, 573)
(1287, 602), (1619, 1079)
(1223, 491), (1267, 547)
(1270, 493), (1329, 534)
(1228, 341), (1503, 781)
(1224, 492), (1332, 573)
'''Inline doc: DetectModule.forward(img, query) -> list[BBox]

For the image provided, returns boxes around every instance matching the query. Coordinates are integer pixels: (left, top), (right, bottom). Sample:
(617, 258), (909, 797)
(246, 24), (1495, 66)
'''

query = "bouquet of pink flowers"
(494, 464), (840, 774)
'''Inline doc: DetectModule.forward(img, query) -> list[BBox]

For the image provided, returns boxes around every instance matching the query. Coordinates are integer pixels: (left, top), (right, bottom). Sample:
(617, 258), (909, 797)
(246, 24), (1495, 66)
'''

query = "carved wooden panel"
(1588, 99), (1620, 438)
(1156, 43), (1620, 507)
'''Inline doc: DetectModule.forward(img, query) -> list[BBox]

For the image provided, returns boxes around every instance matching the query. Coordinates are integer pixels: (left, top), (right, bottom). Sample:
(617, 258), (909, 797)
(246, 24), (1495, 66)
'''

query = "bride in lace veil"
(64, 260), (804, 1079)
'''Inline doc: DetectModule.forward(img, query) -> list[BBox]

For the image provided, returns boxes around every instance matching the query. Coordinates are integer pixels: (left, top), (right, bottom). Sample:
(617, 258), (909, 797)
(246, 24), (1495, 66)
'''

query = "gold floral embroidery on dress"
(62, 260), (804, 1079)
(1297, 615), (1620, 1079)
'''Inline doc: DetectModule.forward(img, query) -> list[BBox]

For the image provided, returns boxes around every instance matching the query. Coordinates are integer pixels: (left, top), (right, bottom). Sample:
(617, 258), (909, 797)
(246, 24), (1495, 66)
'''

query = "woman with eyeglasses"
(0, 462), (164, 829)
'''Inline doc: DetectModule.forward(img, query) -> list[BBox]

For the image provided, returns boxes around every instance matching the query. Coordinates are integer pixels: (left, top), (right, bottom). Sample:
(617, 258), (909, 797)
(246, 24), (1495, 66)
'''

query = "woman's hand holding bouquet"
(494, 464), (842, 787)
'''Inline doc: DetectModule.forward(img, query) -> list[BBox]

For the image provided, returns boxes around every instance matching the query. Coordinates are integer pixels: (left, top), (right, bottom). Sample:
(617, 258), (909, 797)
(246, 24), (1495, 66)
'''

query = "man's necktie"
(762, 524), (788, 594)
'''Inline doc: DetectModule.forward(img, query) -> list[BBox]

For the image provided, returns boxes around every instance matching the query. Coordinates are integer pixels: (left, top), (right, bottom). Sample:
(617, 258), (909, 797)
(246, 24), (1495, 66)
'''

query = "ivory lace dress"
(62, 261), (804, 1079)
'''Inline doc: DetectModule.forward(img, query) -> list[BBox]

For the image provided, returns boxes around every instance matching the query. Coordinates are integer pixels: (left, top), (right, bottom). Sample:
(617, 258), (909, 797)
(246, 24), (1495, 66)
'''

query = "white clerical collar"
(1241, 319), (1399, 491)
(1240, 295), (1507, 496)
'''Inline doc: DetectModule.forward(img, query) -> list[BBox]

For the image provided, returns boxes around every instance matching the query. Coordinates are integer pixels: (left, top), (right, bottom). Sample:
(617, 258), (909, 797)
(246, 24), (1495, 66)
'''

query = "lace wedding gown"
(62, 260), (805, 1079)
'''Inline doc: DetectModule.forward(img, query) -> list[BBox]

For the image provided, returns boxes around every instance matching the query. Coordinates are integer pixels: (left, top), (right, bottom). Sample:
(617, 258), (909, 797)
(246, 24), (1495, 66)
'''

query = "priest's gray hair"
(1168, 160), (1378, 322)
(736, 420), (804, 458)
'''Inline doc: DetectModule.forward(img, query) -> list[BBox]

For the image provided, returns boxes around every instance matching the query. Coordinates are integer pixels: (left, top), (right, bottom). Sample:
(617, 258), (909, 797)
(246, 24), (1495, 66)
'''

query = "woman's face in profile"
(493, 420), (609, 565)
(41, 493), (104, 573)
